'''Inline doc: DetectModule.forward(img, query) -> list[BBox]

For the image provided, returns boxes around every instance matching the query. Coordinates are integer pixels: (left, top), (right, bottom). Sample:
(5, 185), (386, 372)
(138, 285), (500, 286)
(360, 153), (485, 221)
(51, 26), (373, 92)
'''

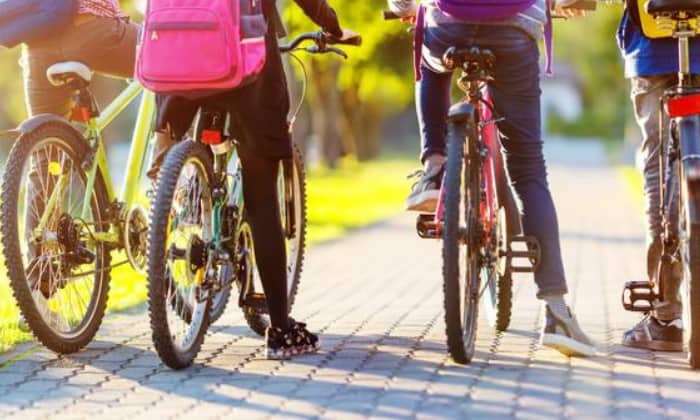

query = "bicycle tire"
(1, 122), (111, 354)
(443, 116), (480, 364)
(243, 144), (307, 335)
(681, 178), (700, 368)
(483, 151), (513, 333)
(147, 140), (213, 369)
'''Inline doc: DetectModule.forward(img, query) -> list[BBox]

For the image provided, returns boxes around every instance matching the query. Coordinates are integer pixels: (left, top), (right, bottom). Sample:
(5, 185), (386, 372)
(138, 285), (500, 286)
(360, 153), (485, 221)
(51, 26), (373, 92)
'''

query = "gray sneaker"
(541, 305), (597, 357)
(405, 166), (444, 212)
(622, 315), (683, 352)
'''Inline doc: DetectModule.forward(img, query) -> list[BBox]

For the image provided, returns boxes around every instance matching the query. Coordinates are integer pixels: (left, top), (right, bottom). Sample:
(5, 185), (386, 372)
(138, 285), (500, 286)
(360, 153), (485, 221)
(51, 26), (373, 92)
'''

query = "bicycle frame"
(34, 81), (156, 246)
(434, 84), (499, 241)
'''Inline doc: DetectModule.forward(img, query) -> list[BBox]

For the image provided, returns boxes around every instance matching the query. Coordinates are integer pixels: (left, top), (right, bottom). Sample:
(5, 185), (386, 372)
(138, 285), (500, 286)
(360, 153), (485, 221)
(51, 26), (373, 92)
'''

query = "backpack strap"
(544, 0), (553, 76)
(414, 4), (426, 81)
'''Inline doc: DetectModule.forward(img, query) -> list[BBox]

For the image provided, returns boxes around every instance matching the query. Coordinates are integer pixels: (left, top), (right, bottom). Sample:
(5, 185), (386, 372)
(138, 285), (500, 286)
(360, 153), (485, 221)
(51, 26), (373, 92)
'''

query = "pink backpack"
(136, 0), (267, 97)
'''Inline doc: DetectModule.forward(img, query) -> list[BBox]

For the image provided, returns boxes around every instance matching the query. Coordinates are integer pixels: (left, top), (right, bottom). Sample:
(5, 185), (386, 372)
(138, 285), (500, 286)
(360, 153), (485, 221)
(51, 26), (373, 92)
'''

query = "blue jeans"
(418, 24), (567, 298)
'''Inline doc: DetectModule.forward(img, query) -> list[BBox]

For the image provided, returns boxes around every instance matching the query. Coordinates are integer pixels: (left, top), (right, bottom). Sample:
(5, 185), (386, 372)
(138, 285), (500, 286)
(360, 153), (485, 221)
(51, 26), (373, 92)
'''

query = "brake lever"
(327, 46), (348, 59)
(305, 45), (348, 59)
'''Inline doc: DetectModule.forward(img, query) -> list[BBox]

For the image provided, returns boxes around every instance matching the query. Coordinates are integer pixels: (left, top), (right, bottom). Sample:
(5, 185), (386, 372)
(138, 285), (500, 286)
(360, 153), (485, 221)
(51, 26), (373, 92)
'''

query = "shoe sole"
(405, 190), (439, 213)
(621, 338), (683, 352)
(265, 343), (320, 360)
(541, 333), (597, 357)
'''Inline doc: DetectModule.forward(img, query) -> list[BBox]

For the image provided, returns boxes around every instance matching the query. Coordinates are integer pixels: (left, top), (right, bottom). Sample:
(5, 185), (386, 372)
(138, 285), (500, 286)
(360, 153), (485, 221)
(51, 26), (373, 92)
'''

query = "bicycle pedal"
(622, 281), (657, 312)
(506, 235), (541, 273)
(242, 293), (268, 314)
(416, 214), (441, 239)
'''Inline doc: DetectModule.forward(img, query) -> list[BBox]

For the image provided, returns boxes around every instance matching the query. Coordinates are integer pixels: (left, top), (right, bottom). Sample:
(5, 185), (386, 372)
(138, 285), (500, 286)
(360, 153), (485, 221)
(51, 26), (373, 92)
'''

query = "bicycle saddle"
(46, 62), (93, 88)
(646, 0), (700, 17)
(442, 47), (495, 71)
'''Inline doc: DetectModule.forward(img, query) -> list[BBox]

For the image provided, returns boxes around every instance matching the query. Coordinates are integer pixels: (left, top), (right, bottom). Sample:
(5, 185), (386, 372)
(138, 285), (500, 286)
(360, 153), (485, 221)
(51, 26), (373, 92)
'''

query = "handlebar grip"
(383, 10), (402, 20)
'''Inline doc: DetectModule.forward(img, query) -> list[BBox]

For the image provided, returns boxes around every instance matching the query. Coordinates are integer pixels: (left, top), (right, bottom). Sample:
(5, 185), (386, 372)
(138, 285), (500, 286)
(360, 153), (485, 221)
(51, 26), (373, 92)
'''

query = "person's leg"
(622, 74), (683, 351)
(20, 44), (72, 117)
(486, 30), (566, 299)
(481, 26), (594, 356)
(417, 66), (452, 163)
(405, 66), (451, 212)
(64, 17), (139, 79)
(239, 154), (289, 330)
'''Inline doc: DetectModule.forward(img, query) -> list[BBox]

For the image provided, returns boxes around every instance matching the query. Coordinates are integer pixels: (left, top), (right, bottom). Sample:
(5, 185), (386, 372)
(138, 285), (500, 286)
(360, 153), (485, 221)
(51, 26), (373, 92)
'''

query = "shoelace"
(406, 169), (426, 190)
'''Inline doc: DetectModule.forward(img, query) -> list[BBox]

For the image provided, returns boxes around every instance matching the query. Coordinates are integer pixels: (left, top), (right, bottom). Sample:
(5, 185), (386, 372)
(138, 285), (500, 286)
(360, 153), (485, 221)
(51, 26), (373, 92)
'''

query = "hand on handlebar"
(325, 29), (363, 46)
(279, 30), (362, 59)
(552, 0), (594, 18)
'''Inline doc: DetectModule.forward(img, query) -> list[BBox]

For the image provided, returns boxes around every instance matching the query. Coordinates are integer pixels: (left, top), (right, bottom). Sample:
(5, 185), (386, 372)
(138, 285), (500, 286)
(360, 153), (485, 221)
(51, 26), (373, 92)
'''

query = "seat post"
(676, 20), (694, 86)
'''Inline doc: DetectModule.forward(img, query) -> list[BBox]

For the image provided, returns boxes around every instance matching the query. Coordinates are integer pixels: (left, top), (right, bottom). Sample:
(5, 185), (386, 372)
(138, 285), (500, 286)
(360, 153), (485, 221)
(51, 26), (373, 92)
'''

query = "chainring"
(124, 205), (149, 274)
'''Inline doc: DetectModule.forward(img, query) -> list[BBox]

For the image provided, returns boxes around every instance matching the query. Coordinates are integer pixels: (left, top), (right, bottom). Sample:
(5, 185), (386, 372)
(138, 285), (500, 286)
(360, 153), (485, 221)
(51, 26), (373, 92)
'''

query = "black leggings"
(240, 153), (289, 330)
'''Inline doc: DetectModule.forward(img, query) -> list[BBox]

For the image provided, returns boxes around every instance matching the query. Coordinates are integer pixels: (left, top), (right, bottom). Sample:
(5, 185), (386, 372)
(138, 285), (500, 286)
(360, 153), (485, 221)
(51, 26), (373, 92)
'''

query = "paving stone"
(1, 141), (696, 418)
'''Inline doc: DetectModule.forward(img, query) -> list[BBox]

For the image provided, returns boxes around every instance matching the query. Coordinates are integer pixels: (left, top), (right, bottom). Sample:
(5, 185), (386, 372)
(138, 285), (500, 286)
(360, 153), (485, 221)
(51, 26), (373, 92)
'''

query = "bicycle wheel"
(482, 206), (513, 333)
(1, 122), (111, 354)
(147, 140), (213, 369)
(241, 144), (307, 335)
(443, 116), (481, 364)
(482, 147), (514, 332)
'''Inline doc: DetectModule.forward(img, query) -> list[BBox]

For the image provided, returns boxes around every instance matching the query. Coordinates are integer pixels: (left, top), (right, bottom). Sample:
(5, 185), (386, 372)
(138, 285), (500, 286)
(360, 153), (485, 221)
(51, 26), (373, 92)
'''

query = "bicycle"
(146, 30), (362, 369)
(620, 0), (700, 368)
(384, 11), (542, 364)
(0, 65), (156, 354)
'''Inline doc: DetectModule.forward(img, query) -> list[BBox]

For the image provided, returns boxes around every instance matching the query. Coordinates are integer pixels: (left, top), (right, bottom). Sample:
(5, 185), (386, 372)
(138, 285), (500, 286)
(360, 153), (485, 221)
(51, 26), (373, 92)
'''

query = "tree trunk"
(310, 59), (343, 168)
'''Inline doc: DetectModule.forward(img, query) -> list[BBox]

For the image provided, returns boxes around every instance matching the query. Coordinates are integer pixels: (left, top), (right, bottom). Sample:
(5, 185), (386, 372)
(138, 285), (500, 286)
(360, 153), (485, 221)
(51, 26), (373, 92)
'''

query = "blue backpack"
(0, 0), (77, 48)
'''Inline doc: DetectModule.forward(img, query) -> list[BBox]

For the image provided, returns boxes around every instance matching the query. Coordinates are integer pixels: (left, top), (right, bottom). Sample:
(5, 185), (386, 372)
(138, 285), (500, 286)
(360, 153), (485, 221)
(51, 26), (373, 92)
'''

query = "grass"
(306, 157), (416, 243)
(0, 156), (416, 354)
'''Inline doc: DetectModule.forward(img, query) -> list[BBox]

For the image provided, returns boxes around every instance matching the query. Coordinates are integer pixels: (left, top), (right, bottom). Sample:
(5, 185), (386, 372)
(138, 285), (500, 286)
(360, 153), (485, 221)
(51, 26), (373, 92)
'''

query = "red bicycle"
(384, 11), (540, 364)
(425, 47), (541, 364)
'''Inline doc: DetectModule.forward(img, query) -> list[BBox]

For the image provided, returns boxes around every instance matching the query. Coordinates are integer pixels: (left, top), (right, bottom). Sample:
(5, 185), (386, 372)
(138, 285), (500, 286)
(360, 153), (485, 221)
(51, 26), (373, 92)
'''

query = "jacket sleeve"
(292, 0), (343, 38)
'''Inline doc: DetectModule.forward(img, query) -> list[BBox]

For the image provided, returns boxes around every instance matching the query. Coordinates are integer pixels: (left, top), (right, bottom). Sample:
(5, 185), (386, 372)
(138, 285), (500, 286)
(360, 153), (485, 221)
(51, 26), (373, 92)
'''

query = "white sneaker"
(540, 304), (597, 357)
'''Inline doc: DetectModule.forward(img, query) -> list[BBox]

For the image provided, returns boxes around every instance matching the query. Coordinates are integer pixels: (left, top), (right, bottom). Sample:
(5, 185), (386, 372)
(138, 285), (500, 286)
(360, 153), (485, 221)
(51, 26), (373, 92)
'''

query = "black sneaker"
(622, 315), (683, 352)
(405, 165), (444, 212)
(265, 319), (320, 360)
(541, 305), (597, 357)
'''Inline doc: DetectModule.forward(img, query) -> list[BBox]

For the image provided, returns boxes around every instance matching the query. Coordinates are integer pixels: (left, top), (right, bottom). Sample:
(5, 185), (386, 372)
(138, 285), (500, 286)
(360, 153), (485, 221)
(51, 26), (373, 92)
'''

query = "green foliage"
(552, 5), (629, 140)
(284, 0), (414, 111)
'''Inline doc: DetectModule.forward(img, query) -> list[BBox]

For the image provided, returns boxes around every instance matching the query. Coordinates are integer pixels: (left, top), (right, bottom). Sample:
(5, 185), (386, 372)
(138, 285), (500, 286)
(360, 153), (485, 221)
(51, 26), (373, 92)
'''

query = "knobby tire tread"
(147, 141), (213, 369)
(1, 122), (111, 354)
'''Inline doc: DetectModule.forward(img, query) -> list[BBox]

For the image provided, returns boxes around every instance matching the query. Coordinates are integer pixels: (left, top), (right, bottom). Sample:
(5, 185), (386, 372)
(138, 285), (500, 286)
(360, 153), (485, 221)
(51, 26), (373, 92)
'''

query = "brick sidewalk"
(2, 140), (700, 419)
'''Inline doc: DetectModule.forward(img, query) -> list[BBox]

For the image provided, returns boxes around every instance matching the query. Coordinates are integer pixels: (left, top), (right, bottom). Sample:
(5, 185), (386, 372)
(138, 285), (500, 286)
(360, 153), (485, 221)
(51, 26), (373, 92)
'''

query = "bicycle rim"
(7, 135), (108, 343)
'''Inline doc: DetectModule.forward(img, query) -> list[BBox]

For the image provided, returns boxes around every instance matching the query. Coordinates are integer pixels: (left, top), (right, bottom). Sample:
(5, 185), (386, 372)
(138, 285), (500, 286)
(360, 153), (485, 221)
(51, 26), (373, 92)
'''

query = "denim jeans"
(418, 24), (567, 298)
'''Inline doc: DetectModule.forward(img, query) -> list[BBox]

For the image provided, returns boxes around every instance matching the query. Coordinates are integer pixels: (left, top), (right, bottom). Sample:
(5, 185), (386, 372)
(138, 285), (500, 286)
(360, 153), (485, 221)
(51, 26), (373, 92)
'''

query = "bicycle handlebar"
(279, 31), (363, 59)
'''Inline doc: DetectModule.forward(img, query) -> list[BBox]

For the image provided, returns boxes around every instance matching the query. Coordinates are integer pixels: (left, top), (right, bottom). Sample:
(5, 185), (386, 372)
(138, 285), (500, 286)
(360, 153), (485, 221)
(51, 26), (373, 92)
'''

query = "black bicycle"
(146, 31), (362, 369)
(621, 0), (700, 368)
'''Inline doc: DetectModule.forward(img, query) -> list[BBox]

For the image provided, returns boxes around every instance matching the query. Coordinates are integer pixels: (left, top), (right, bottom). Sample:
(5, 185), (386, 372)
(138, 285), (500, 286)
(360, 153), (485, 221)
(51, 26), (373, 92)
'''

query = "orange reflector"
(201, 129), (223, 145)
(668, 94), (700, 118)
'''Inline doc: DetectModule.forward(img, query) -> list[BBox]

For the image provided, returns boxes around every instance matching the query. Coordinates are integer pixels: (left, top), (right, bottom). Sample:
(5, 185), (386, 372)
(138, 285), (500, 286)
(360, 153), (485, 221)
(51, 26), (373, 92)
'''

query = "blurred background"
(0, 1), (634, 167)
(0, 1), (639, 351)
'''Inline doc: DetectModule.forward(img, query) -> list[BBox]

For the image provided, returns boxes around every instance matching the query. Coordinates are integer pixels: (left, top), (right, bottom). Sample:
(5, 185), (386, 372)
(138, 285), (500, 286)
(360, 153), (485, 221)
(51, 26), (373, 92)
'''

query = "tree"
(284, 0), (414, 166)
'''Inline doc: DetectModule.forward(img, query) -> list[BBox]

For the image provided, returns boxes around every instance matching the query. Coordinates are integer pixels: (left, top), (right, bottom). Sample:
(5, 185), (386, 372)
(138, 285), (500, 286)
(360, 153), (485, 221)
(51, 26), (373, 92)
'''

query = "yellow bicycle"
(1, 62), (155, 354)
